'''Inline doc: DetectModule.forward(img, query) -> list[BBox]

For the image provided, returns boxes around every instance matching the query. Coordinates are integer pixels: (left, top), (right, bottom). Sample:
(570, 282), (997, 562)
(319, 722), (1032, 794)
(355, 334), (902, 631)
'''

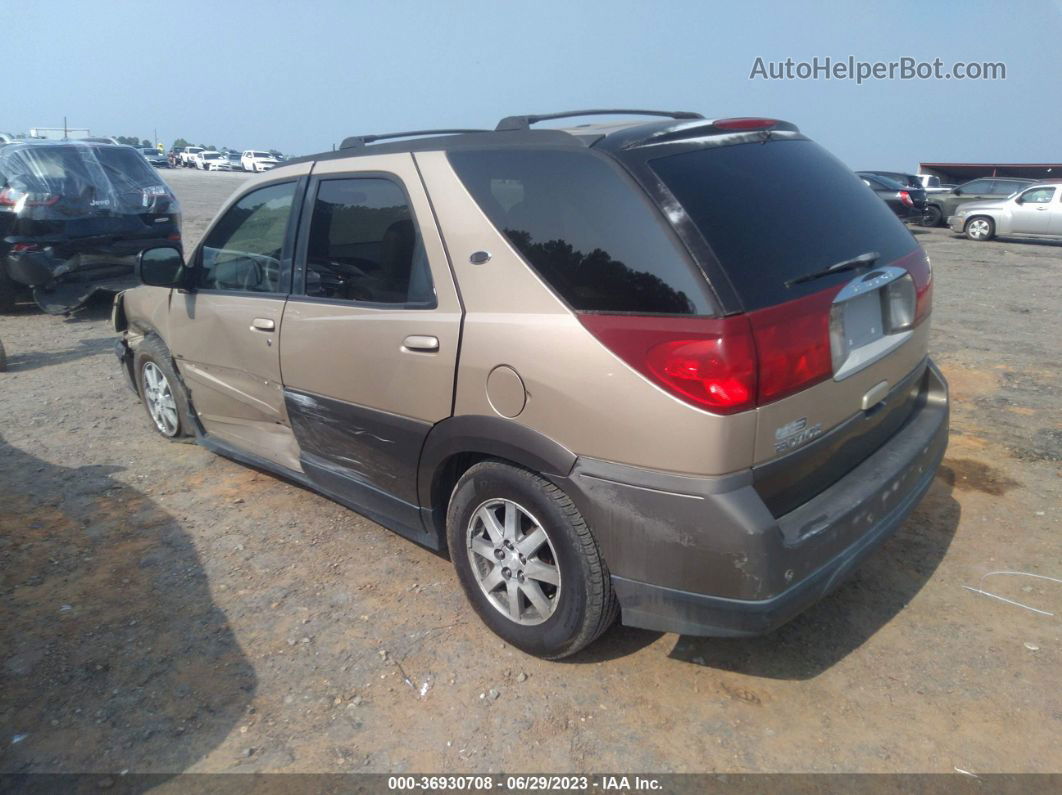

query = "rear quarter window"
(447, 149), (712, 315)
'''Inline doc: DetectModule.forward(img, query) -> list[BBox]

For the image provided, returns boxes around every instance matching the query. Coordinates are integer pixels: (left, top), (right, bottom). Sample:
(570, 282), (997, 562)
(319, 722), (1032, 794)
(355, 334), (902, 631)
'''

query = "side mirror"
(137, 246), (187, 288)
(952, 188), (962, 195)
(1014, 195), (1024, 204)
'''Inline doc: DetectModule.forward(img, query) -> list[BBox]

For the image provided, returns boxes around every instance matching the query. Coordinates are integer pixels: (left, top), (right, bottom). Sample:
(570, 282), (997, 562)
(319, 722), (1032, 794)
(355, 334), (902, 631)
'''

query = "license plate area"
(831, 265), (914, 380)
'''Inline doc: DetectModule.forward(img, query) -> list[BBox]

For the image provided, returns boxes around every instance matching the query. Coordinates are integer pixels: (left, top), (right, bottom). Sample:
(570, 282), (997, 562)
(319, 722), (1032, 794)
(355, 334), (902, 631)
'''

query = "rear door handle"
(251, 318), (275, 332)
(402, 335), (439, 352)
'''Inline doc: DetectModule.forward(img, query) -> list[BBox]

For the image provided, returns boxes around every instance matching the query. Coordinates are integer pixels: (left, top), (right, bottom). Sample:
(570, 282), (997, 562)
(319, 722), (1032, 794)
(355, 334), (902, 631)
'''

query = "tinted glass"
(962, 180), (992, 193)
(303, 178), (434, 305)
(649, 139), (918, 310)
(448, 149), (709, 314)
(992, 180), (1027, 196)
(864, 174), (904, 190)
(198, 182), (294, 292)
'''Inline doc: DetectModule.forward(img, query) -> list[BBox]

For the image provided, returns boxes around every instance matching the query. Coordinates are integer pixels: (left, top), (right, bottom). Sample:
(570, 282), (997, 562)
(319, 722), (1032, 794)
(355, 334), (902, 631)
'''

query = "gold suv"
(114, 110), (949, 658)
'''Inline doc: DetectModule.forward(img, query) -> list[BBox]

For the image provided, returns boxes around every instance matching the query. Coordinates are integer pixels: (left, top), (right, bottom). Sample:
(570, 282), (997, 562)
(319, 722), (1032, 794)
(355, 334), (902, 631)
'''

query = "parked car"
(0, 141), (180, 313)
(241, 150), (278, 172)
(861, 170), (922, 190)
(114, 110), (947, 659)
(195, 151), (229, 171)
(922, 177), (1036, 227)
(180, 146), (204, 168)
(857, 172), (927, 221)
(140, 148), (169, 168)
(948, 181), (1062, 241)
(225, 152), (243, 171)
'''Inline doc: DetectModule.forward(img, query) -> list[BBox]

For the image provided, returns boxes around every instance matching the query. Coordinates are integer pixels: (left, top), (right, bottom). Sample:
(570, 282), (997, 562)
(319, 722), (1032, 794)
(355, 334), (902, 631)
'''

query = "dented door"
(168, 178), (303, 470)
(279, 153), (462, 506)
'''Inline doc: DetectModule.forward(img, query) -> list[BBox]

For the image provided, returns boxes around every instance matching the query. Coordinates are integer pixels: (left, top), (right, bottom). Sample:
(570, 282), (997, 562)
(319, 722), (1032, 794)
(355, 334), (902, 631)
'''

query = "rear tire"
(0, 338), (7, 372)
(133, 336), (193, 440)
(920, 205), (943, 227)
(965, 216), (995, 241)
(447, 461), (618, 659)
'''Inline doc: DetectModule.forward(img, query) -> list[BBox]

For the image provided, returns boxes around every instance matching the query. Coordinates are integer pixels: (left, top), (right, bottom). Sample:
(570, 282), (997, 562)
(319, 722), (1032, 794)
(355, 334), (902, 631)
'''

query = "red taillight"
(898, 247), (933, 325)
(646, 335), (756, 411)
(579, 288), (836, 414)
(167, 233), (181, 242)
(580, 250), (933, 415)
(0, 187), (59, 207)
(11, 242), (40, 253)
(748, 287), (837, 403)
(899, 190), (914, 207)
(713, 117), (779, 131)
(578, 314), (757, 413)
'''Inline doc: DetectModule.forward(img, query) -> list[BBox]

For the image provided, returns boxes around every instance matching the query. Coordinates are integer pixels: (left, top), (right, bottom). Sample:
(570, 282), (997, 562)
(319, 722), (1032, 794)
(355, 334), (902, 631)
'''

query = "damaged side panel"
(284, 388), (436, 545)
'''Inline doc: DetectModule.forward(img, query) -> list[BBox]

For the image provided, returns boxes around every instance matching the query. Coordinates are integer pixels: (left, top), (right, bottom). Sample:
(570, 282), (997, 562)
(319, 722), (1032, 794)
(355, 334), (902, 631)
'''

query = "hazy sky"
(5, 0), (1060, 170)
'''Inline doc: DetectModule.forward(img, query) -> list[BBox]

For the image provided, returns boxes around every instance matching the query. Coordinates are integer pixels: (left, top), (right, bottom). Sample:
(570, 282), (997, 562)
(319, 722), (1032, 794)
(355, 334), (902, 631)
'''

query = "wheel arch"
(417, 416), (577, 540)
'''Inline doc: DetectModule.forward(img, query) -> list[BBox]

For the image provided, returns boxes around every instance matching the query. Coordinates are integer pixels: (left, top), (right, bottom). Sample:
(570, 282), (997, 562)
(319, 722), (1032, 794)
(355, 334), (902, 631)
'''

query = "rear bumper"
(4, 236), (174, 288)
(562, 359), (949, 637)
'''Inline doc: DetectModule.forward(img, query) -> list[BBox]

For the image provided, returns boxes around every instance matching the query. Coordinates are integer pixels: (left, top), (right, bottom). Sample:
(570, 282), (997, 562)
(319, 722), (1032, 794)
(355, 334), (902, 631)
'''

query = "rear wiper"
(785, 251), (880, 288)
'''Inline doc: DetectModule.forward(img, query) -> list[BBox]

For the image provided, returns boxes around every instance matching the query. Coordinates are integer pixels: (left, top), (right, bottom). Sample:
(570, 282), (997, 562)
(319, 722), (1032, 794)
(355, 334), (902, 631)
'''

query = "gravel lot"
(1, 169), (1059, 775)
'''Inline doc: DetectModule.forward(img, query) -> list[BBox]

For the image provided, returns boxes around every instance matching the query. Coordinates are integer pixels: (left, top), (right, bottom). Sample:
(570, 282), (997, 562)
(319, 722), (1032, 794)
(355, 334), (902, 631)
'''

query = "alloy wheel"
(967, 218), (991, 240)
(142, 362), (180, 437)
(466, 498), (562, 626)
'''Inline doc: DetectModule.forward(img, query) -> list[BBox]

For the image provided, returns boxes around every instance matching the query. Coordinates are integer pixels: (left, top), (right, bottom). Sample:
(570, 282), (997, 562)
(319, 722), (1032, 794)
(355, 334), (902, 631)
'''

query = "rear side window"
(302, 177), (434, 305)
(648, 140), (918, 310)
(991, 180), (1025, 196)
(448, 149), (711, 314)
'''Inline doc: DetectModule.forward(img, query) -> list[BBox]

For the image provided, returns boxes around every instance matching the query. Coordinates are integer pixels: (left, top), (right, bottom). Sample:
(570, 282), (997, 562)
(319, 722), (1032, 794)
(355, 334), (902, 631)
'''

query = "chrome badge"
(774, 417), (823, 453)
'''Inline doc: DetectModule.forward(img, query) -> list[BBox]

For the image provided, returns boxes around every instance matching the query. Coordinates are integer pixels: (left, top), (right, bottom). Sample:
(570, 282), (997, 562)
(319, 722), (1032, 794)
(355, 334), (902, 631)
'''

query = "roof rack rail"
(495, 109), (704, 132)
(339, 129), (489, 150)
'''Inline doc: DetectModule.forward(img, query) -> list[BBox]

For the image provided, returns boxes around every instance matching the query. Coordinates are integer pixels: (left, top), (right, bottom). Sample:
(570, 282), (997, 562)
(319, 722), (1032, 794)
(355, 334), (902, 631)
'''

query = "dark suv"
(115, 110), (948, 658)
(0, 140), (181, 313)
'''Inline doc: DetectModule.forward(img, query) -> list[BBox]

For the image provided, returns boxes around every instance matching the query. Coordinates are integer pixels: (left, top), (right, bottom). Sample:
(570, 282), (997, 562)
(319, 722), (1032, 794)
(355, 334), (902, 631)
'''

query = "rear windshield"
(447, 149), (712, 314)
(649, 139), (918, 310)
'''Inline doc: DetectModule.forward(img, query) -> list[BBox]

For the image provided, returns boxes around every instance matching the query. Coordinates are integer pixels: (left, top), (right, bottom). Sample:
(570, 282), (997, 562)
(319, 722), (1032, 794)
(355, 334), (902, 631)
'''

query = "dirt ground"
(1, 169), (1059, 775)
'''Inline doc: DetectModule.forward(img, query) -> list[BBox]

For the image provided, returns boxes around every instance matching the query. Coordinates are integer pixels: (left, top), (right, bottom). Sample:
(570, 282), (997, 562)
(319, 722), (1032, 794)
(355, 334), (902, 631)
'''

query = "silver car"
(949, 181), (1062, 241)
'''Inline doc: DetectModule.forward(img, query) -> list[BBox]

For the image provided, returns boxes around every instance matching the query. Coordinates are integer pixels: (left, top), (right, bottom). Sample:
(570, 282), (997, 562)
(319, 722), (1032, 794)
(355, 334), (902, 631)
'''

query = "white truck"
(180, 146), (204, 168)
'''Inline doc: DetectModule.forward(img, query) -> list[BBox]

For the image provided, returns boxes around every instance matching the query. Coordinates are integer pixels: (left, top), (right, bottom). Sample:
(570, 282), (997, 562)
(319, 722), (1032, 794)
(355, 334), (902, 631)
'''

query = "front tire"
(133, 336), (192, 439)
(965, 216), (995, 241)
(447, 461), (618, 659)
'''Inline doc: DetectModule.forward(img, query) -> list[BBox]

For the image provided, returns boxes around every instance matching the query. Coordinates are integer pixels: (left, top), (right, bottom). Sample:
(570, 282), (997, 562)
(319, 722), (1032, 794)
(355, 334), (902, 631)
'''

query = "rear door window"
(447, 149), (712, 314)
(301, 177), (435, 305)
(961, 179), (993, 194)
(647, 139), (917, 310)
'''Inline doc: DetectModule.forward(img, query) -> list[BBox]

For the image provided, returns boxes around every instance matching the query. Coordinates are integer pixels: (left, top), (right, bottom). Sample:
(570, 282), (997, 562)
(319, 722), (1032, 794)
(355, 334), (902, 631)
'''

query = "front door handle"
(402, 334), (439, 352)
(251, 318), (275, 332)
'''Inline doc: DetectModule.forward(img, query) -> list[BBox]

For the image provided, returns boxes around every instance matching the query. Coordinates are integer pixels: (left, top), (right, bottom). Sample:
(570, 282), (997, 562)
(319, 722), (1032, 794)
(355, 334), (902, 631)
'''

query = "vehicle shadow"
(0, 435), (255, 774)
(1, 336), (113, 373)
(994, 236), (1062, 248)
(666, 472), (960, 679)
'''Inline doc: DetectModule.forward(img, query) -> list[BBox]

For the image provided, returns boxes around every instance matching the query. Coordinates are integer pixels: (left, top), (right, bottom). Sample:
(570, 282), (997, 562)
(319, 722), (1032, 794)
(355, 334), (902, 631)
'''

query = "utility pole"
(63, 116), (68, 140)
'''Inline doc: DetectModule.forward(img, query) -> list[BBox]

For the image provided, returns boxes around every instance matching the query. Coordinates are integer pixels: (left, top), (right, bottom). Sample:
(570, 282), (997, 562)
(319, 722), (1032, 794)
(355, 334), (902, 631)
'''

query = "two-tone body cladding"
(116, 110), (948, 657)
